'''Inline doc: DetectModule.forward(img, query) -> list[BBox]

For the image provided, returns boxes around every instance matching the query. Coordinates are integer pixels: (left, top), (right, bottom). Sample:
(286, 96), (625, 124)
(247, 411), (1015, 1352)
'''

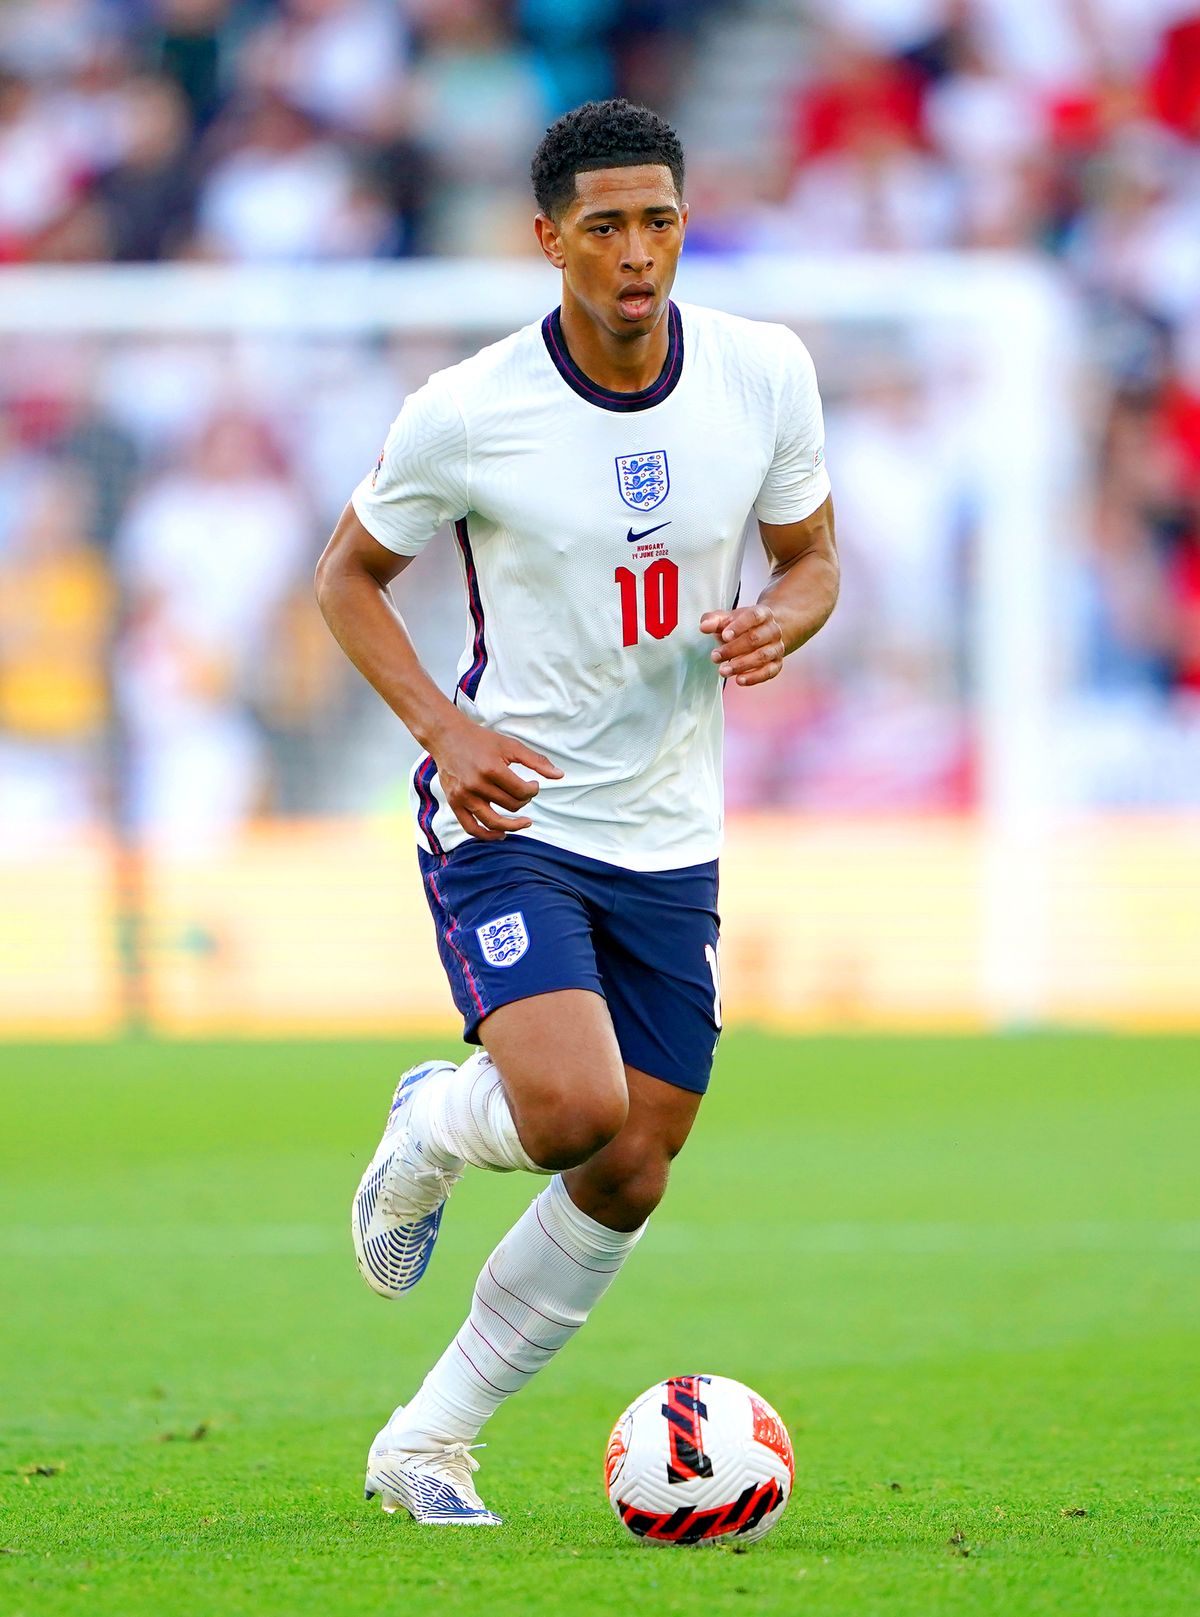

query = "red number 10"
(614, 558), (679, 647)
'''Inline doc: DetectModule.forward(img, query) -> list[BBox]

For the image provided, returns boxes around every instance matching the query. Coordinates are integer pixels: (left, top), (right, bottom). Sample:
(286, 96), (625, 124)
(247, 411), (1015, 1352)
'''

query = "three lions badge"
(476, 911), (529, 968)
(615, 451), (669, 511)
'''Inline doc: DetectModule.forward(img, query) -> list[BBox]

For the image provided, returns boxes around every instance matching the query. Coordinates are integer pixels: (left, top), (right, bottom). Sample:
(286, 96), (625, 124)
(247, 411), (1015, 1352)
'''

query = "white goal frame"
(0, 255), (1081, 1025)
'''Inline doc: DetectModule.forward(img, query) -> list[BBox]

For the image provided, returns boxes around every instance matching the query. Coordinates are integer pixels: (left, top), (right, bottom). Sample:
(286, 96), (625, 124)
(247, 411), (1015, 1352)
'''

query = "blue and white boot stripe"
(365, 1462), (502, 1525)
(356, 1202), (444, 1296)
(352, 1060), (457, 1300)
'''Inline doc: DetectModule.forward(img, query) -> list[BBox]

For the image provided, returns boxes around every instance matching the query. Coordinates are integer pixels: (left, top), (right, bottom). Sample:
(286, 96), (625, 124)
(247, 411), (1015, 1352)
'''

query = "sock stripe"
(466, 1316), (553, 1377)
(534, 1201), (626, 1275)
(484, 1259), (579, 1330)
(472, 1286), (560, 1353)
(455, 1338), (518, 1398)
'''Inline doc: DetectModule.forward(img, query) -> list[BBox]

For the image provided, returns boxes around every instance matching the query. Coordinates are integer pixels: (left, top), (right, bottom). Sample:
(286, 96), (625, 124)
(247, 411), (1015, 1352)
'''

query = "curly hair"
(531, 99), (685, 220)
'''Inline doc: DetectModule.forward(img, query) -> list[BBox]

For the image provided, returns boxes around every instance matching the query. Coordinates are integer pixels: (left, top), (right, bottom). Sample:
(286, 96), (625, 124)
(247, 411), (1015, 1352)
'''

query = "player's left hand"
(699, 604), (786, 687)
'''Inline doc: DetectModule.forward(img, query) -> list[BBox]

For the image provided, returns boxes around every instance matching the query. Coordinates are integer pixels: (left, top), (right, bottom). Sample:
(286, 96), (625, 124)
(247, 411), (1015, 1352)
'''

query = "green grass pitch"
(1, 1033), (1198, 1616)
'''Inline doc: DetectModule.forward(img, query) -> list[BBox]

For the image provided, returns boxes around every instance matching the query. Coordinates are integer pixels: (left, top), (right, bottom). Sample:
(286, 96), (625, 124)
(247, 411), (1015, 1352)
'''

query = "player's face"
(537, 164), (687, 338)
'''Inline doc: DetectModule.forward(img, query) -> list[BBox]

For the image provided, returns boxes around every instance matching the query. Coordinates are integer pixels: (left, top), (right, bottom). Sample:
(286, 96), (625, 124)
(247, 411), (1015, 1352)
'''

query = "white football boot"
(352, 1060), (462, 1299)
(365, 1417), (502, 1526)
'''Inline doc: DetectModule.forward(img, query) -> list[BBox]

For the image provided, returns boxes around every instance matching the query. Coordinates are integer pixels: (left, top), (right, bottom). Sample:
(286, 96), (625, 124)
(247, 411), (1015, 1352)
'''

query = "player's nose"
(621, 231), (652, 272)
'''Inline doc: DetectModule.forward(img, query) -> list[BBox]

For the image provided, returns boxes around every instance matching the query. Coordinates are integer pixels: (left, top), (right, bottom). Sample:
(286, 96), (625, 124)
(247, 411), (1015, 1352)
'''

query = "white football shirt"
(352, 300), (830, 871)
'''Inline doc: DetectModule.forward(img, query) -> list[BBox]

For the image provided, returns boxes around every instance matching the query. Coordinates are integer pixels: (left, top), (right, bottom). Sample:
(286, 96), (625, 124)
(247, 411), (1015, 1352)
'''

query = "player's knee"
(520, 1087), (629, 1171)
(602, 1156), (670, 1225)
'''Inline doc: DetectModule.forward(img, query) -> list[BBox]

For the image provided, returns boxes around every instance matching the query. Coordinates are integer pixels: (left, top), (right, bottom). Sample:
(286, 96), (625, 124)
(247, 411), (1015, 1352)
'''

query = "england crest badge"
(615, 451), (669, 512)
(476, 911), (529, 969)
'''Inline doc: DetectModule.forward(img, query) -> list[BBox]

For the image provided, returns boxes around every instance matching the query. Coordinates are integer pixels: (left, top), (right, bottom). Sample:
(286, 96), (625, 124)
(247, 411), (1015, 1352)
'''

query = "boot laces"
(379, 1135), (461, 1219)
(416, 1442), (486, 1502)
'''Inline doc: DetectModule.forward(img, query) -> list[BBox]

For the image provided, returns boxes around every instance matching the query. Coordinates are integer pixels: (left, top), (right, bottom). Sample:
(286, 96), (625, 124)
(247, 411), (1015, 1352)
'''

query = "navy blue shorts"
(418, 837), (721, 1094)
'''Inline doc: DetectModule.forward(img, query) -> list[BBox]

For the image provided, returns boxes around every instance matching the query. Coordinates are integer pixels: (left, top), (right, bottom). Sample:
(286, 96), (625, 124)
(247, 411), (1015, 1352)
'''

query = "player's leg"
(364, 854), (720, 1523)
(353, 842), (629, 1301)
(365, 1065), (700, 1518)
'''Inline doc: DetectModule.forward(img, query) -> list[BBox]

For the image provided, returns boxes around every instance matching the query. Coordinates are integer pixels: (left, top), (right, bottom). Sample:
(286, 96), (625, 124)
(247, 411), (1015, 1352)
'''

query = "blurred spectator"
(0, 0), (117, 81)
(1083, 386), (1176, 690)
(406, 0), (550, 254)
(779, 126), (960, 251)
(967, 0), (1188, 89)
(252, 584), (355, 812)
(197, 93), (394, 259)
(814, 0), (950, 58)
(1065, 126), (1200, 324)
(780, 30), (959, 250)
(114, 410), (313, 840)
(150, 0), (237, 132)
(922, 23), (1049, 246)
(517, 0), (620, 115)
(91, 74), (198, 259)
(238, 0), (411, 135)
(0, 70), (86, 258)
(1149, 11), (1200, 140)
(0, 469), (112, 834)
(825, 367), (967, 670)
(0, 414), (45, 548)
(792, 29), (925, 160)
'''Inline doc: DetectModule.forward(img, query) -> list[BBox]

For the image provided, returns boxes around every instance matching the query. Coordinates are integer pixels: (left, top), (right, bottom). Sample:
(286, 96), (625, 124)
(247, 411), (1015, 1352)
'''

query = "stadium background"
(3, 7), (1199, 1614)
(2, 0), (1199, 1032)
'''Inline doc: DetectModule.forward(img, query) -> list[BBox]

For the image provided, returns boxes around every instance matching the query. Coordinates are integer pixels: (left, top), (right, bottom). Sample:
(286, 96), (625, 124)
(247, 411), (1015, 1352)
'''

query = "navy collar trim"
(541, 302), (684, 412)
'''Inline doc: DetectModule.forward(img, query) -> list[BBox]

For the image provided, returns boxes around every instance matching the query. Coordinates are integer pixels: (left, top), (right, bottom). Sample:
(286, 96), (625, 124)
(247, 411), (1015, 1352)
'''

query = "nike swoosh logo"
(626, 521), (671, 543)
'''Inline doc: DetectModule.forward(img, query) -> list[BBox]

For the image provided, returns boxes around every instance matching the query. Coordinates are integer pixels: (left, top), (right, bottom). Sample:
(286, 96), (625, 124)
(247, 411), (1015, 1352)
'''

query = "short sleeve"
(351, 379), (469, 556)
(753, 330), (831, 525)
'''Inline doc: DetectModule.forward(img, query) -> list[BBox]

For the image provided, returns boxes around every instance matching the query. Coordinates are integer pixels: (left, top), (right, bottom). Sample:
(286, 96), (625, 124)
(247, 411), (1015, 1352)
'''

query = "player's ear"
(535, 213), (566, 270)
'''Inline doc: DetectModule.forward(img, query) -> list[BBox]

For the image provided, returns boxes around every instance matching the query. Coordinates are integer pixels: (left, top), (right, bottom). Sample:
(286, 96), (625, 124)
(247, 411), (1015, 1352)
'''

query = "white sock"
(413, 1049), (544, 1174)
(381, 1175), (645, 1451)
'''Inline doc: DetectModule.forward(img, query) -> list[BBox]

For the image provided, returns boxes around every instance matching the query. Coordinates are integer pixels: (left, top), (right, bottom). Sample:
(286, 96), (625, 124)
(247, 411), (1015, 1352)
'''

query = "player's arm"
(700, 493), (838, 686)
(315, 503), (561, 841)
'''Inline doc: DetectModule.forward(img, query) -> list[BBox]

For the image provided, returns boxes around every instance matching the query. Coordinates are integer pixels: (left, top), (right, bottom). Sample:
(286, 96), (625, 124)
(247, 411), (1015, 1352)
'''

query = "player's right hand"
(432, 716), (563, 841)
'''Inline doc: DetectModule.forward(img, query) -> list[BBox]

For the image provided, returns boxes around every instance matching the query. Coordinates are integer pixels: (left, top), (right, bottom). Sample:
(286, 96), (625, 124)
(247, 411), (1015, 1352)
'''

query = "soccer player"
(315, 98), (837, 1525)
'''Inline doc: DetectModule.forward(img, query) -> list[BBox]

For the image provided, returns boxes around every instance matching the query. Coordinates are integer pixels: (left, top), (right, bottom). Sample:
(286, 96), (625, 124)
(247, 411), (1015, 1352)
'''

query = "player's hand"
(700, 604), (786, 687)
(431, 714), (563, 842)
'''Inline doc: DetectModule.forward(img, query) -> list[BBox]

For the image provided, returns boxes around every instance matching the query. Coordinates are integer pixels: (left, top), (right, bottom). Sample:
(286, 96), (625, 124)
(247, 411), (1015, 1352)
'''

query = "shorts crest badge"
(615, 451), (669, 512)
(476, 910), (529, 968)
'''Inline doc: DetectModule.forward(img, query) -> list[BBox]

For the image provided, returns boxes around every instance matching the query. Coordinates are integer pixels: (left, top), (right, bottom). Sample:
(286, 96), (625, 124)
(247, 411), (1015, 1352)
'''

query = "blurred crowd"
(2, 0), (1200, 840)
(0, 0), (717, 261)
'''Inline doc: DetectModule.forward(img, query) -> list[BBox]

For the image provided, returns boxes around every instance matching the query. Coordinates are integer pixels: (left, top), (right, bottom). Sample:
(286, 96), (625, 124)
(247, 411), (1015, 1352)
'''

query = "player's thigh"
(564, 1065), (703, 1231)
(480, 988), (628, 1157)
(420, 839), (627, 1141)
(591, 859), (722, 1097)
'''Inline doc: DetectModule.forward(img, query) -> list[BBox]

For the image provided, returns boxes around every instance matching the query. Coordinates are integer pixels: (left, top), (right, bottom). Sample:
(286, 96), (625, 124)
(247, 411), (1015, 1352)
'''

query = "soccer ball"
(604, 1374), (793, 1546)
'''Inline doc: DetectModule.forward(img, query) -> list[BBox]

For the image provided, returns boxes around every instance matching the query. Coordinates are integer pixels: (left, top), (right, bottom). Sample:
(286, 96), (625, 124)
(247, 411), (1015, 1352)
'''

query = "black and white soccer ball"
(604, 1374), (794, 1546)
